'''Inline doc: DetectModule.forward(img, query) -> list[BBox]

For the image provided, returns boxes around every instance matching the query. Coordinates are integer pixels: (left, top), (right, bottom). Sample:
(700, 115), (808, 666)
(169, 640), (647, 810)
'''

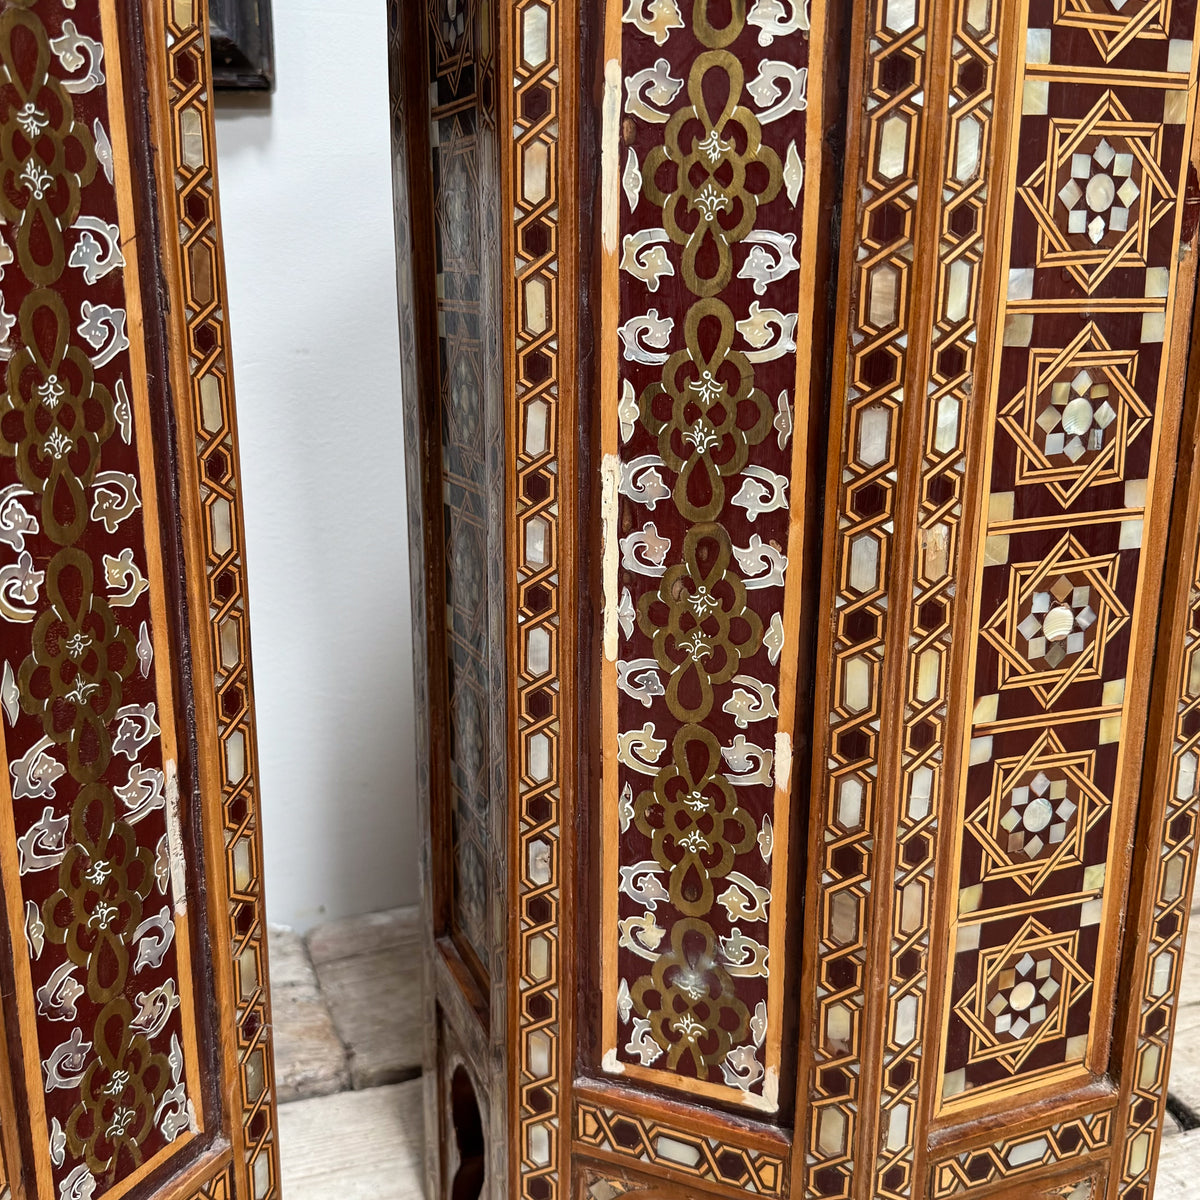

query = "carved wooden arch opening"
(388, 0), (1200, 1199)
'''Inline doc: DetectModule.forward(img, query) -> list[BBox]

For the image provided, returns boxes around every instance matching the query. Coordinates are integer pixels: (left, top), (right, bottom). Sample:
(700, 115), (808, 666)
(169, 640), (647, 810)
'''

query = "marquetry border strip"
(507, 1), (570, 1197)
(801, 3), (932, 1196)
(575, 1102), (788, 1198)
(156, 4), (279, 1197)
(1117, 423), (1200, 1196)
(929, 1109), (1112, 1199)
(871, 3), (1002, 1196)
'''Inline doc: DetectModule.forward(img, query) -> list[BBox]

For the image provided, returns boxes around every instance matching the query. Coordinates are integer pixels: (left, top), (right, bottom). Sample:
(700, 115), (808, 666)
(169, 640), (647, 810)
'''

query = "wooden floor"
(269, 909), (425, 1199)
(269, 906), (1200, 1198)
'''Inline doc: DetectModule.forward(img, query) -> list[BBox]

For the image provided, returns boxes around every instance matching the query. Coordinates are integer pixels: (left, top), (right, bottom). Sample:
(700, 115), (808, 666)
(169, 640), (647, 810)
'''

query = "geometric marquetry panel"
(939, 0), (1200, 1113)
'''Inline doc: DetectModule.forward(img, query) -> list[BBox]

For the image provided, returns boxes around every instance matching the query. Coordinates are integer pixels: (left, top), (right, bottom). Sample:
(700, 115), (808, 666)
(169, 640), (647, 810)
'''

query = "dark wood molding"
(210, 0), (274, 91)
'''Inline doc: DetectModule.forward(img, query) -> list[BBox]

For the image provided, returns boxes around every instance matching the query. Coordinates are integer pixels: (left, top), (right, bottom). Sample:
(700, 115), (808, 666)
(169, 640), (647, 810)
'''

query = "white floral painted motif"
(618, 911), (666, 960)
(116, 763), (166, 824)
(694, 183), (732, 223)
(617, 658), (665, 708)
(622, 148), (642, 212)
(722, 735), (774, 787)
(36, 961), (84, 1023)
(747, 0), (810, 45)
(69, 216), (124, 284)
(723, 676), (779, 729)
(626, 1016), (664, 1065)
(620, 522), (671, 576)
(78, 301), (129, 367)
(43, 1028), (91, 1092)
(721, 929), (770, 977)
(733, 533), (788, 589)
(103, 547), (148, 607)
(619, 308), (674, 363)
(112, 702), (160, 761)
(747, 61), (808, 124)
(718, 872), (773, 922)
(21, 161), (54, 200)
(733, 466), (790, 522)
(17, 103), (51, 140)
(619, 455), (671, 509)
(774, 388), (793, 449)
(784, 140), (804, 205)
(737, 302), (798, 362)
(738, 230), (799, 296)
(0, 549), (44, 622)
(91, 470), (140, 533)
(44, 428), (73, 461)
(722, 1043), (765, 1092)
(622, 0), (684, 45)
(132, 906), (176, 973)
(50, 21), (104, 94)
(619, 782), (635, 833)
(130, 979), (180, 1038)
(10, 735), (64, 801)
(137, 620), (153, 678)
(0, 483), (39, 551)
(25, 899), (45, 959)
(765, 612), (785, 666)
(617, 722), (667, 775)
(621, 227), (676, 292)
(619, 860), (670, 910)
(16, 805), (68, 873)
(625, 58), (684, 123)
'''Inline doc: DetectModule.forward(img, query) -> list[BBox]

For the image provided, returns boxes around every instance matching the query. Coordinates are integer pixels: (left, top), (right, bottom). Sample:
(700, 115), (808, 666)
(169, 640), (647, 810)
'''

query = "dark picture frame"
(210, 0), (275, 91)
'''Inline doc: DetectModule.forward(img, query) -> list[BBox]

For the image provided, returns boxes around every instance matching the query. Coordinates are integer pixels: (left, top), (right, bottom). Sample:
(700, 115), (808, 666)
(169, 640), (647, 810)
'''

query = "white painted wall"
(212, 3), (417, 931)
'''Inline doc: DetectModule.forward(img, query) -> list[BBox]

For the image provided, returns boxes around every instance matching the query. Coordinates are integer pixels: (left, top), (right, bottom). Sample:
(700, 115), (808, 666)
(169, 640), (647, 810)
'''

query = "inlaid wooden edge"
(144, 2), (280, 1196)
(866, 3), (1005, 1195)
(1110, 97), (1200, 1200)
(505, 1), (576, 1197)
(796, 2), (934, 1195)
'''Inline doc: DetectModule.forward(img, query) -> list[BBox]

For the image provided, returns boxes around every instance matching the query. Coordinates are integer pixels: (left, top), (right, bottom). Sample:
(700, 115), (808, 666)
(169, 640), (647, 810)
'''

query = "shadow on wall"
(212, 3), (418, 933)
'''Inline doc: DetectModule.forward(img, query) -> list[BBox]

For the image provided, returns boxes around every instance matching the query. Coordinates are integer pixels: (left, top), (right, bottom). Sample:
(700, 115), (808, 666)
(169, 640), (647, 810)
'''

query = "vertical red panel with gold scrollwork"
(0, 3), (279, 1198)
